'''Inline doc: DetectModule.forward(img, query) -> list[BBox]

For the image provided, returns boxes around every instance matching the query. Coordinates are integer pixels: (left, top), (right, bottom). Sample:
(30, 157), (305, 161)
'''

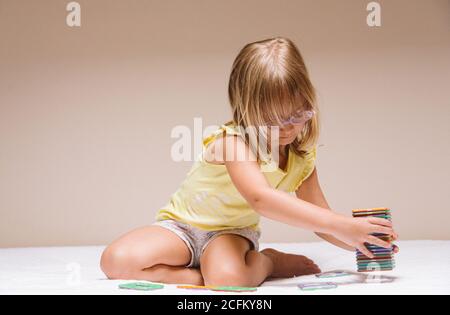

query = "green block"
(119, 282), (164, 291)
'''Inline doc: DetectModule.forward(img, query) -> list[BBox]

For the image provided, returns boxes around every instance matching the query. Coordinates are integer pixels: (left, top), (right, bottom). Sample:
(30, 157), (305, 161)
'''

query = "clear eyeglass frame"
(267, 109), (316, 127)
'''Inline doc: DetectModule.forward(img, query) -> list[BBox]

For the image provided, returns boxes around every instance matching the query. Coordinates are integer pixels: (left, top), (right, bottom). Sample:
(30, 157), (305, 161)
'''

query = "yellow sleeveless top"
(155, 121), (317, 232)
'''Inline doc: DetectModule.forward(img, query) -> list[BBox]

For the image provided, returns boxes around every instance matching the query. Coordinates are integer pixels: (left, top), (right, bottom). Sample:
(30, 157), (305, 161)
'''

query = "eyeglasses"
(267, 109), (315, 127)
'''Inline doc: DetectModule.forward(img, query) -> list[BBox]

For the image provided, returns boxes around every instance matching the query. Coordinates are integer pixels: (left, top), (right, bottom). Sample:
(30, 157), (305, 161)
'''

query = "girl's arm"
(220, 135), (395, 258)
(295, 167), (355, 251)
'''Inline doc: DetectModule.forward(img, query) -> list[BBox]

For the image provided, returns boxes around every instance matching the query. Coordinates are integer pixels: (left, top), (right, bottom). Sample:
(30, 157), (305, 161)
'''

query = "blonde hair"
(227, 37), (320, 161)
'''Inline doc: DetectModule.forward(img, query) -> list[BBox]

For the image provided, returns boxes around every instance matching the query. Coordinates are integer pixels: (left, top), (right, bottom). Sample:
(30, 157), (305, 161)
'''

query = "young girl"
(100, 37), (398, 287)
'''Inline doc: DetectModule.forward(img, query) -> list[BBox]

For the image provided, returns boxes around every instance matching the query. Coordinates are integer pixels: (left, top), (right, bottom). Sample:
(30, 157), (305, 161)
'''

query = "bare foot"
(261, 248), (321, 278)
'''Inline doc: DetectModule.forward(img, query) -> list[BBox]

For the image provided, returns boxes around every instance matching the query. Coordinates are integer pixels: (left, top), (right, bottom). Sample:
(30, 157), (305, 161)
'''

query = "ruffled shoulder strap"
(201, 121), (279, 170)
(202, 120), (242, 148)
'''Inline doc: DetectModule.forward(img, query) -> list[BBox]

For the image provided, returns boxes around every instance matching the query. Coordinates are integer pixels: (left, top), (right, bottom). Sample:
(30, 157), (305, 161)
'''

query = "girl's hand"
(392, 232), (400, 253)
(331, 215), (396, 258)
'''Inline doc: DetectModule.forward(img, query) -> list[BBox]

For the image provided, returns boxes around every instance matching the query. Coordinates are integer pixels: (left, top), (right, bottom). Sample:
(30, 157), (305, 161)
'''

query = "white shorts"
(153, 219), (261, 268)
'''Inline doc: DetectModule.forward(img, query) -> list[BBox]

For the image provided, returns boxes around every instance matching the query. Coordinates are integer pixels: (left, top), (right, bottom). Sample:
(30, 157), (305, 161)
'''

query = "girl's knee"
(203, 263), (255, 287)
(100, 245), (142, 280)
(100, 245), (123, 279)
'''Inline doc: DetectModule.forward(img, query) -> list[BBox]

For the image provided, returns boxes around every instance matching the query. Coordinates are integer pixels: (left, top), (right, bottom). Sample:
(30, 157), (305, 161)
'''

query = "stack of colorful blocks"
(352, 207), (395, 272)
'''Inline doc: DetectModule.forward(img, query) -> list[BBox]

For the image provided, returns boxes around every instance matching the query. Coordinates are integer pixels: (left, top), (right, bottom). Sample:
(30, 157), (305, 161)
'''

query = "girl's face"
(278, 124), (303, 145)
(264, 109), (314, 145)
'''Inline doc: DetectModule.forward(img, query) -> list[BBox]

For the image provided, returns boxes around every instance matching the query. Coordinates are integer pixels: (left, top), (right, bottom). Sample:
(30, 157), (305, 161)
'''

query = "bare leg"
(101, 226), (203, 285)
(200, 234), (273, 287)
(200, 234), (321, 287)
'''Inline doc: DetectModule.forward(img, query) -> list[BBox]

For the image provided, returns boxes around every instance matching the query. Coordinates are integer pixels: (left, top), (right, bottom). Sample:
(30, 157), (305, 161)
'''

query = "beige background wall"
(0, 0), (449, 247)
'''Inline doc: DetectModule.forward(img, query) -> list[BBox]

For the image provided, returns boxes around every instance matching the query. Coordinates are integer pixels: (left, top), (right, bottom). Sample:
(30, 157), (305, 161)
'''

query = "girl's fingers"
(357, 244), (374, 258)
(367, 236), (391, 249)
(368, 217), (392, 227)
(371, 225), (394, 235)
(393, 244), (400, 253)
